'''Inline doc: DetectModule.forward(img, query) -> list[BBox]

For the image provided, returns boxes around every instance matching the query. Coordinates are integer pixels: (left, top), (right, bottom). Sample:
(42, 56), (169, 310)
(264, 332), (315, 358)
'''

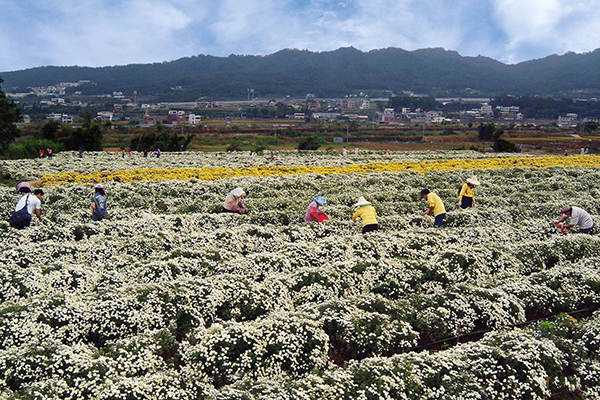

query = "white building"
(558, 115), (578, 128)
(480, 104), (493, 116)
(61, 114), (74, 124)
(97, 111), (114, 122)
(46, 112), (62, 120)
(188, 114), (202, 125)
(425, 111), (444, 124)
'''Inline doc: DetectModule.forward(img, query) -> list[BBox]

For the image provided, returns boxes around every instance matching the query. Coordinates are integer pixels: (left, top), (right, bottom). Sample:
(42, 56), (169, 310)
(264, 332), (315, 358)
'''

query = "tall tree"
(40, 120), (61, 141)
(0, 76), (23, 154)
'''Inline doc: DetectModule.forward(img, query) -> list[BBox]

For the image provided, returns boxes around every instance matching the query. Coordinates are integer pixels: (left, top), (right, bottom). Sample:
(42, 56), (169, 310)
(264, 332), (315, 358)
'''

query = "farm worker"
(305, 196), (329, 222)
(10, 189), (43, 229)
(352, 196), (378, 234)
(47, 148), (53, 158)
(16, 182), (32, 193)
(355, 147), (359, 155)
(564, 149), (569, 156)
(122, 149), (126, 158)
(458, 176), (480, 209)
(91, 184), (110, 221)
(420, 189), (446, 228)
(157, 148), (161, 158)
(222, 187), (248, 213)
(553, 206), (594, 234)
(342, 147), (347, 158)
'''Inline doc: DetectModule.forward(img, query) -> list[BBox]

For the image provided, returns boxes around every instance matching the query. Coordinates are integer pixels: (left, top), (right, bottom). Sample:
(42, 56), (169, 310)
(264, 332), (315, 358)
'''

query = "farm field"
(1, 150), (600, 399)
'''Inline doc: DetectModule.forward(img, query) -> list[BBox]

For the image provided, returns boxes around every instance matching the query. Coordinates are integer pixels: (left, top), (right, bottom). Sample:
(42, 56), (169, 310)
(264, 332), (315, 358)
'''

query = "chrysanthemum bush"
(1, 151), (600, 398)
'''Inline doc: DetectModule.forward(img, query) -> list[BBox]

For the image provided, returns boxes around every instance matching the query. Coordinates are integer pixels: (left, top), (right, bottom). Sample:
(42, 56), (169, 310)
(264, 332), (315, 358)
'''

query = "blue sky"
(2, 0), (600, 72)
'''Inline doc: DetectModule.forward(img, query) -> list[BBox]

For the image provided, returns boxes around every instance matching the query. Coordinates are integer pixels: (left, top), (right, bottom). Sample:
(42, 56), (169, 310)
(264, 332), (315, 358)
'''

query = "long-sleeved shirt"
(352, 205), (378, 227)
(458, 184), (475, 200)
(223, 194), (247, 212)
(570, 206), (594, 229)
(305, 201), (327, 222)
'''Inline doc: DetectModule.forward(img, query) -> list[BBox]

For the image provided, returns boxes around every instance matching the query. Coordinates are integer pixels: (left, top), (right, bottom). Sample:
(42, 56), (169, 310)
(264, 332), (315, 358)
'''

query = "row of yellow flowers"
(40, 155), (600, 186)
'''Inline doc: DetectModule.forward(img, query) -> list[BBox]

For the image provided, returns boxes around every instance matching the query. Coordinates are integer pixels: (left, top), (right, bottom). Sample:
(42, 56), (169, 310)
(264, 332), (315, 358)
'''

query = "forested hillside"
(3, 47), (600, 100)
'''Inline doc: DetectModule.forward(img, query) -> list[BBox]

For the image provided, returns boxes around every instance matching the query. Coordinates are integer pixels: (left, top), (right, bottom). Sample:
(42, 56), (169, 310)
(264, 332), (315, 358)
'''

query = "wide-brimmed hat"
(559, 205), (572, 214)
(94, 183), (103, 189)
(231, 187), (245, 197)
(466, 176), (480, 185)
(354, 196), (371, 207)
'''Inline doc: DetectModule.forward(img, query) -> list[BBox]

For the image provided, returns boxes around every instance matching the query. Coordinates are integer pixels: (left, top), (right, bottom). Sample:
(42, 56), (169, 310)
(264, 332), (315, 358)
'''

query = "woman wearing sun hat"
(458, 176), (480, 209)
(352, 196), (378, 234)
(222, 187), (248, 214)
(305, 196), (329, 222)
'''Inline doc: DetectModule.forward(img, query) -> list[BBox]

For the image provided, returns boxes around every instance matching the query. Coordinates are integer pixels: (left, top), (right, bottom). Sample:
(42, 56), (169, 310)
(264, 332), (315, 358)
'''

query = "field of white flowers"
(1, 150), (600, 399)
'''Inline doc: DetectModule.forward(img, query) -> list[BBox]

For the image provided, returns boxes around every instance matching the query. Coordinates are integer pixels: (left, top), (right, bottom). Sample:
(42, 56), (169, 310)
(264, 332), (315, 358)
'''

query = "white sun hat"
(466, 176), (480, 185)
(354, 196), (371, 207)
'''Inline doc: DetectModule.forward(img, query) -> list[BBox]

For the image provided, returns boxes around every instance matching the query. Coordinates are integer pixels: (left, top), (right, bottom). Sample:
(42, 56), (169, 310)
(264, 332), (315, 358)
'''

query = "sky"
(2, 0), (600, 72)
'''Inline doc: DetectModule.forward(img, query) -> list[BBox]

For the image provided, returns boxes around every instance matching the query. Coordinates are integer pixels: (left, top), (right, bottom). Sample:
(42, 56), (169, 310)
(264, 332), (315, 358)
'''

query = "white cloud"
(2, 0), (600, 71)
(491, 0), (600, 62)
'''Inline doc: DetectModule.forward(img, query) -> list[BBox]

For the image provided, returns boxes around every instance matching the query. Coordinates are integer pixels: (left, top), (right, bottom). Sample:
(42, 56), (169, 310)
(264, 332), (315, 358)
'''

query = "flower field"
(1, 150), (600, 399)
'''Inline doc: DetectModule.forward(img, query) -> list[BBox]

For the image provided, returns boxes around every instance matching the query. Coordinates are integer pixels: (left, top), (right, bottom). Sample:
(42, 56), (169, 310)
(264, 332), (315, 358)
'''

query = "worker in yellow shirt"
(458, 176), (480, 208)
(352, 196), (378, 234)
(420, 189), (446, 227)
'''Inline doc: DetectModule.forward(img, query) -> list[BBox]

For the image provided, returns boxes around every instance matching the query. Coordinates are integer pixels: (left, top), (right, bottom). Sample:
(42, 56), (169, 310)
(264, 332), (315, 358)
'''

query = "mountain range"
(2, 47), (600, 100)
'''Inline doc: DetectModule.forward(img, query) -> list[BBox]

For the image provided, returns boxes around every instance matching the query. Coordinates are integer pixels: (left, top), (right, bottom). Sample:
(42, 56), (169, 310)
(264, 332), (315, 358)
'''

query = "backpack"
(9, 195), (32, 229)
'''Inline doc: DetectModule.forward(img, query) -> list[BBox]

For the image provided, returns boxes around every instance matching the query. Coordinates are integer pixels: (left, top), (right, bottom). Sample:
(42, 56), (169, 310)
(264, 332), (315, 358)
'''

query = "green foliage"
(478, 123), (504, 142)
(297, 136), (325, 150)
(493, 138), (518, 152)
(584, 121), (598, 133)
(39, 120), (61, 141)
(0, 76), (23, 155)
(4, 137), (64, 159)
(243, 103), (296, 119)
(60, 113), (103, 151)
(388, 96), (441, 112)
(130, 130), (193, 152)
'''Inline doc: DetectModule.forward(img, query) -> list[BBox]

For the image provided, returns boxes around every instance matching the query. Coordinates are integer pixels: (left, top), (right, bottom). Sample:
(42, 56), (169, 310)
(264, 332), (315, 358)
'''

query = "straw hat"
(466, 176), (480, 185)
(354, 196), (371, 207)
(94, 183), (103, 189)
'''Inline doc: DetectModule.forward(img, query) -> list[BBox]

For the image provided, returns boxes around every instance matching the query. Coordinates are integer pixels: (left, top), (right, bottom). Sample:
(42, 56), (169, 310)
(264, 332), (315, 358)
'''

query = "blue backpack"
(9, 195), (32, 229)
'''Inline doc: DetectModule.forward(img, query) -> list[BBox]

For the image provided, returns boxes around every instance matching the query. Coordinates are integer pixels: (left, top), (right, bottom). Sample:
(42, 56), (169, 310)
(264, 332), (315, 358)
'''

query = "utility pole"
(347, 124), (349, 143)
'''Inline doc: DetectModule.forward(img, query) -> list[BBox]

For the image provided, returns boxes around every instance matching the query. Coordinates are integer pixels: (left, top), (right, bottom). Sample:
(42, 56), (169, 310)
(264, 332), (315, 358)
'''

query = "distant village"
(9, 80), (598, 129)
